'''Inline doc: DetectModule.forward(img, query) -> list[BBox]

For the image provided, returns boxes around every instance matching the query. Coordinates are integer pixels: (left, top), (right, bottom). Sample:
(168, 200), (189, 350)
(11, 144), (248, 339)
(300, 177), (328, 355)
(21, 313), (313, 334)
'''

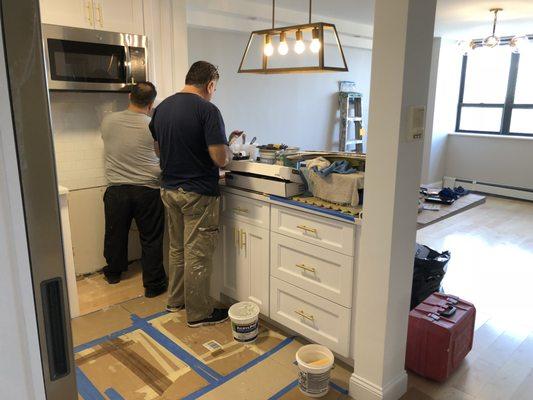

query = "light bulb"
(278, 32), (288, 55)
(511, 36), (530, 53)
(310, 38), (321, 53)
(264, 35), (274, 57)
(483, 35), (500, 48)
(294, 30), (305, 54)
(310, 28), (321, 53)
(458, 39), (476, 54)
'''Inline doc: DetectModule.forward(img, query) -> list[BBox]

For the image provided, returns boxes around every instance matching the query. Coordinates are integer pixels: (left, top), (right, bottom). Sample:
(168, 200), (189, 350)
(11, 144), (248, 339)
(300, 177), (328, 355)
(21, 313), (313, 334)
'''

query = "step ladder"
(339, 89), (364, 152)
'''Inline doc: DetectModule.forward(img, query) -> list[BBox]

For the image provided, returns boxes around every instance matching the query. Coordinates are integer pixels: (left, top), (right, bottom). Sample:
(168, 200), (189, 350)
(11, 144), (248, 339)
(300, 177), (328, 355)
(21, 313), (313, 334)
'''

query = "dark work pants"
(103, 185), (166, 289)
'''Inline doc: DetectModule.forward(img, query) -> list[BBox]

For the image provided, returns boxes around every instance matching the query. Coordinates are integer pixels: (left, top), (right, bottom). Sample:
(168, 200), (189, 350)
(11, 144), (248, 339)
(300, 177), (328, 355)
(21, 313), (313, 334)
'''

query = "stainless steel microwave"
(42, 24), (147, 92)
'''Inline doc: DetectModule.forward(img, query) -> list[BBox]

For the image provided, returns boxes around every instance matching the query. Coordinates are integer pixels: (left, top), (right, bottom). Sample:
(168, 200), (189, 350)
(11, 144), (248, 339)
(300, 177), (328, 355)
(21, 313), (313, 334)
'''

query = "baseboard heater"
(444, 177), (533, 202)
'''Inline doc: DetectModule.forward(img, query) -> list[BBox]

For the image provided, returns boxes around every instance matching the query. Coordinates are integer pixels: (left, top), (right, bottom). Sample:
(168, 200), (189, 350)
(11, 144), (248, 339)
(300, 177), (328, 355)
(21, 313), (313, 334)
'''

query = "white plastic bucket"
(228, 302), (260, 343)
(296, 345), (335, 398)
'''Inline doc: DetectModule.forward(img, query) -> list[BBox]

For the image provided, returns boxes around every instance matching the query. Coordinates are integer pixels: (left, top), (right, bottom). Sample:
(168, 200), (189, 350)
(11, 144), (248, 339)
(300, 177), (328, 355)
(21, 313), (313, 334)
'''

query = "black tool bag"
(410, 244), (451, 310)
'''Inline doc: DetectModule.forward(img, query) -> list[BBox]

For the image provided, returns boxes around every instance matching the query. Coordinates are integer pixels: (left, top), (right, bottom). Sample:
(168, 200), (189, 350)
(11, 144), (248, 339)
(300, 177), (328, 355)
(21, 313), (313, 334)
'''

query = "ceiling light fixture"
(238, 0), (348, 74)
(483, 8), (502, 48)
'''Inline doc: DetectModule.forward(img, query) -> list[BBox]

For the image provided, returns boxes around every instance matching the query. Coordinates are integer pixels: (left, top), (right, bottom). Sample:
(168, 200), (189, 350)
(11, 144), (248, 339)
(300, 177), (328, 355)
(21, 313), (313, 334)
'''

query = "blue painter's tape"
(268, 378), (350, 399)
(131, 316), (223, 383)
(104, 388), (125, 400)
(269, 195), (356, 222)
(76, 367), (105, 400)
(268, 379), (299, 400)
(330, 380), (349, 395)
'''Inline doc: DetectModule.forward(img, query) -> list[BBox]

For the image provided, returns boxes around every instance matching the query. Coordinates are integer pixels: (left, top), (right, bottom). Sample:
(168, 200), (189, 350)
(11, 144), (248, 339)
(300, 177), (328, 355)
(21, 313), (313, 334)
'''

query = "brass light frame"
(237, 0), (348, 74)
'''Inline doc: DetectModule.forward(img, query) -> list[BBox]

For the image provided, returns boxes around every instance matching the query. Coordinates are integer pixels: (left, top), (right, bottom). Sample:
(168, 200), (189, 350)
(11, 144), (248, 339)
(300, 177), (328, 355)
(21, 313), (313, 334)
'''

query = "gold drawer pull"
(296, 224), (317, 234)
(234, 207), (249, 213)
(295, 263), (316, 273)
(295, 309), (315, 321)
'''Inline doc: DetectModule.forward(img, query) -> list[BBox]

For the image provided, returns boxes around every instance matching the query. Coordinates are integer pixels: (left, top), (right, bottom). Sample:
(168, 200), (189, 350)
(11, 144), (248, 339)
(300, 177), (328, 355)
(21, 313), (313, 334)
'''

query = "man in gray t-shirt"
(100, 82), (167, 298)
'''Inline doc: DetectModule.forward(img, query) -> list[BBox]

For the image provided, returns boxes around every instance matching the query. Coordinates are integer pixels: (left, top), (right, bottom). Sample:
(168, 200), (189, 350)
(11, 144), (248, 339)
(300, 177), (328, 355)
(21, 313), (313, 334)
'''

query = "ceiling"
(245, 0), (533, 39)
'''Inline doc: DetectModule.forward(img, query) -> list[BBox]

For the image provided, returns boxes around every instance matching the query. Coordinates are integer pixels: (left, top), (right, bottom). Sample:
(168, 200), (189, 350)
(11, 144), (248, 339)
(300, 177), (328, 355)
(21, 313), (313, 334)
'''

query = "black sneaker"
(187, 308), (229, 328)
(145, 284), (167, 298)
(104, 274), (121, 284)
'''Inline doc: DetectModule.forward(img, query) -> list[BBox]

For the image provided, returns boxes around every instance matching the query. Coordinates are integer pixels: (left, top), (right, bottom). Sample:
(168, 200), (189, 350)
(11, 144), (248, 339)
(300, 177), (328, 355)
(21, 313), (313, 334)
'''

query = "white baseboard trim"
(349, 371), (408, 400)
(448, 178), (533, 202)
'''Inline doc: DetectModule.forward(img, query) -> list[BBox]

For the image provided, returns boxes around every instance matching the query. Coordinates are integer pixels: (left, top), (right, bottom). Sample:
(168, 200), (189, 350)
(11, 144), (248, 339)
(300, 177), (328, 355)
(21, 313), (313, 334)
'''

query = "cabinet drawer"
(271, 233), (353, 307)
(270, 277), (351, 356)
(271, 205), (355, 256)
(221, 192), (270, 229)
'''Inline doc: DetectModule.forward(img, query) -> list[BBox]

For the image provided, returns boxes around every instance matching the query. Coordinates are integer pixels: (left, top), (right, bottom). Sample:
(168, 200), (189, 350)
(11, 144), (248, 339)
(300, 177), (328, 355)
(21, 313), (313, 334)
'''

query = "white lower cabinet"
(220, 218), (270, 316)
(270, 277), (351, 356)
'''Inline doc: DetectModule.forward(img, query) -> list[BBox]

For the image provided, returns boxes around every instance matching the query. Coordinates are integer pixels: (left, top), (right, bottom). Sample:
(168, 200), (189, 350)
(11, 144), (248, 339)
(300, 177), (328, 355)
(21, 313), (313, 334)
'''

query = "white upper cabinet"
(93, 0), (144, 35)
(39, 0), (144, 34)
(40, 0), (94, 29)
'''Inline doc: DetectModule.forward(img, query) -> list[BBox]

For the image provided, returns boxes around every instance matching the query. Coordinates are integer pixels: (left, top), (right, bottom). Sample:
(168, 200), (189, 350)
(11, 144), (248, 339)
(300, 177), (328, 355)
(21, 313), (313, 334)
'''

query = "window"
(456, 46), (533, 136)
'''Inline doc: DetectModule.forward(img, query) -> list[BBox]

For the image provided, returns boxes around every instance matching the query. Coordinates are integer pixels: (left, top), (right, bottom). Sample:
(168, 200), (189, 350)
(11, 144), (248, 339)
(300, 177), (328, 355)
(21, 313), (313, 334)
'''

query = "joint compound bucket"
(296, 345), (335, 398)
(228, 302), (260, 343)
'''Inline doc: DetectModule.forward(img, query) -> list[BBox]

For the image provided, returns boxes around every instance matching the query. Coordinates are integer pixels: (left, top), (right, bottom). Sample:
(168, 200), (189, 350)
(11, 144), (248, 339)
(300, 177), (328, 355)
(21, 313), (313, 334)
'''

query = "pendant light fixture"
(458, 8), (532, 55)
(483, 8), (502, 48)
(238, 0), (348, 74)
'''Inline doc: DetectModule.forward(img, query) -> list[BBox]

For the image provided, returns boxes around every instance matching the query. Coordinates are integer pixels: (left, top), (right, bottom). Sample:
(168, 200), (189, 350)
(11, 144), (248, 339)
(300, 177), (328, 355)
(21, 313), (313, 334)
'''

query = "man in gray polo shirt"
(100, 82), (167, 298)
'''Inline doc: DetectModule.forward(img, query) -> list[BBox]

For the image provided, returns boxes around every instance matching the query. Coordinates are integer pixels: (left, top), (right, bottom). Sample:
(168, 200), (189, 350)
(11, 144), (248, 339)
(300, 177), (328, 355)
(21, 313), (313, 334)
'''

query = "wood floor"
(73, 195), (533, 399)
(405, 195), (533, 400)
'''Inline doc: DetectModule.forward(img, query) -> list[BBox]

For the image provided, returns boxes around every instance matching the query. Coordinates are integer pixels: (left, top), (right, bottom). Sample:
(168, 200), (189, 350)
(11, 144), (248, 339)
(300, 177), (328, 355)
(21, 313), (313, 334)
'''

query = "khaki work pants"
(161, 187), (220, 322)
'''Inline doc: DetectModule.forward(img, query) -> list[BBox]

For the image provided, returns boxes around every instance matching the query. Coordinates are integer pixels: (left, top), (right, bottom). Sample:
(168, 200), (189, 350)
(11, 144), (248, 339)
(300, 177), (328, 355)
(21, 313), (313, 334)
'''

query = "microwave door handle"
(124, 45), (134, 85)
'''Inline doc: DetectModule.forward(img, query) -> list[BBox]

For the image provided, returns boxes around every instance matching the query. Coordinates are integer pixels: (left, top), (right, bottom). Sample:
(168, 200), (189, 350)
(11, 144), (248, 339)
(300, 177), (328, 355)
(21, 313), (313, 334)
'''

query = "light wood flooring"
(405, 196), (533, 399)
(72, 195), (533, 399)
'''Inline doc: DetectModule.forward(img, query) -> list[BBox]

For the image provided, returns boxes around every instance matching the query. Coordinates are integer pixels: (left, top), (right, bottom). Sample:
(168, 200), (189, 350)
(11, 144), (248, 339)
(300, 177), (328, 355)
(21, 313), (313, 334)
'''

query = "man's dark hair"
(185, 61), (219, 87)
(130, 81), (157, 107)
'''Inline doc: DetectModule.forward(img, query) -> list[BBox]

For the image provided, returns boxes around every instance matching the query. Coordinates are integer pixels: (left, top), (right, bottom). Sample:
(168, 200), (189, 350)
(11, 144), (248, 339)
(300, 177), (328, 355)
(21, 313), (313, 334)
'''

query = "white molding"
(186, 0), (373, 50)
(349, 371), (408, 400)
(451, 180), (533, 202)
(450, 132), (533, 142)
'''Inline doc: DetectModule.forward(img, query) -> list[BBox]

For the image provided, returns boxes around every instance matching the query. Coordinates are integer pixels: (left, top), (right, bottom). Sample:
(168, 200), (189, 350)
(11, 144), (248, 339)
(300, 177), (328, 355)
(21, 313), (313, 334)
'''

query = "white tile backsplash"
(50, 92), (129, 190)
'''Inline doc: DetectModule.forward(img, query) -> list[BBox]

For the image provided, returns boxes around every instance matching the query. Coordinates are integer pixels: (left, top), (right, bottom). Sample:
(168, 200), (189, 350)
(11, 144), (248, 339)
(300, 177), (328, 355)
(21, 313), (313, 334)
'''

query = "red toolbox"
(405, 293), (476, 382)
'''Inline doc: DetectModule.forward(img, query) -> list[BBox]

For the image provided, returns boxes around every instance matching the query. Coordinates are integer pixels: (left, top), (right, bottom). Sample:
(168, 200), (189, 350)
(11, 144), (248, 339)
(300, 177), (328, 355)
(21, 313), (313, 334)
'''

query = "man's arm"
(208, 144), (233, 168)
(154, 141), (160, 158)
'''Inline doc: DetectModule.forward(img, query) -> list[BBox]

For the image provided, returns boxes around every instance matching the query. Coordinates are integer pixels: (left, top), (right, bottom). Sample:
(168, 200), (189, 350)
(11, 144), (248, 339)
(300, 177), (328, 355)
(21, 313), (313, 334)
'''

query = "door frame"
(0, 0), (78, 398)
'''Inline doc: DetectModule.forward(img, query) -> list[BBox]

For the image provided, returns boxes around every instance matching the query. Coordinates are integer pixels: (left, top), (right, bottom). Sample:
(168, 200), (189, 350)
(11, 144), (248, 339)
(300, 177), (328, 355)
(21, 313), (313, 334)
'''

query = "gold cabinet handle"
(235, 227), (239, 249)
(296, 224), (317, 234)
(295, 309), (315, 321)
(86, 0), (94, 26)
(96, 2), (103, 27)
(241, 229), (247, 251)
(233, 207), (249, 213)
(295, 263), (316, 273)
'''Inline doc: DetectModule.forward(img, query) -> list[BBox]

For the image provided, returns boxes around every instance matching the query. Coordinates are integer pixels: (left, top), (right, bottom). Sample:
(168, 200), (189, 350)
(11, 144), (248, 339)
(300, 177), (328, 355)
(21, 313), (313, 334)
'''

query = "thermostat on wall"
(407, 106), (426, 142)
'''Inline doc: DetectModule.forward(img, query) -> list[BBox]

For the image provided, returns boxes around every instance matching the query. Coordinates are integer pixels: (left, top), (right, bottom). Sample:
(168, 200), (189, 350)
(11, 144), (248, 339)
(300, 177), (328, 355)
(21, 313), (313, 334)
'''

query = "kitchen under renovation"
(1, 0), (533, 399)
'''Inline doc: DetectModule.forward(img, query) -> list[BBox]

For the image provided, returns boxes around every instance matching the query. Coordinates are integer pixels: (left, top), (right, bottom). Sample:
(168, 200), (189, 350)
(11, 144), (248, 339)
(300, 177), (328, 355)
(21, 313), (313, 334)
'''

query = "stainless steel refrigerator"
(0, 0), (78, 398)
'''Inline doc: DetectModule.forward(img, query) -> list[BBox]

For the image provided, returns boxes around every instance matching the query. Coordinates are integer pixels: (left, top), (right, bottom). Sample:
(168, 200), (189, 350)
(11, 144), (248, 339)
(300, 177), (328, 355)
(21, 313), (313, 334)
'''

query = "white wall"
(422, 38), (463, 186)
(187, 27), (372, 151)
(50, 92), (129, 190)
(446, 133), (533, 190)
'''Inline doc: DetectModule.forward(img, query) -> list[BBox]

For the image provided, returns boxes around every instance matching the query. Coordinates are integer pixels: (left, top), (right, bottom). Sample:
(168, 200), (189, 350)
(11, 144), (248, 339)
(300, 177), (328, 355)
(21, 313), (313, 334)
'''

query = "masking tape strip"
(104, 388), (125, 400)
(76, 367), (105, 400)
(269, 195), (356, 221)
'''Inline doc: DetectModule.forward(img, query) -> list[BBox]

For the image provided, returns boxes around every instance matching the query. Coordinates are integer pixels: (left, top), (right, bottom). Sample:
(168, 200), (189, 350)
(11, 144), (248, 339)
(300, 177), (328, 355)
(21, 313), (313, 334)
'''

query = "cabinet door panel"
(40, 0), (93, 29)
(95, 0), (144, 34)
(244, 224), (270, 316)
(221, 219), (249, 303)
